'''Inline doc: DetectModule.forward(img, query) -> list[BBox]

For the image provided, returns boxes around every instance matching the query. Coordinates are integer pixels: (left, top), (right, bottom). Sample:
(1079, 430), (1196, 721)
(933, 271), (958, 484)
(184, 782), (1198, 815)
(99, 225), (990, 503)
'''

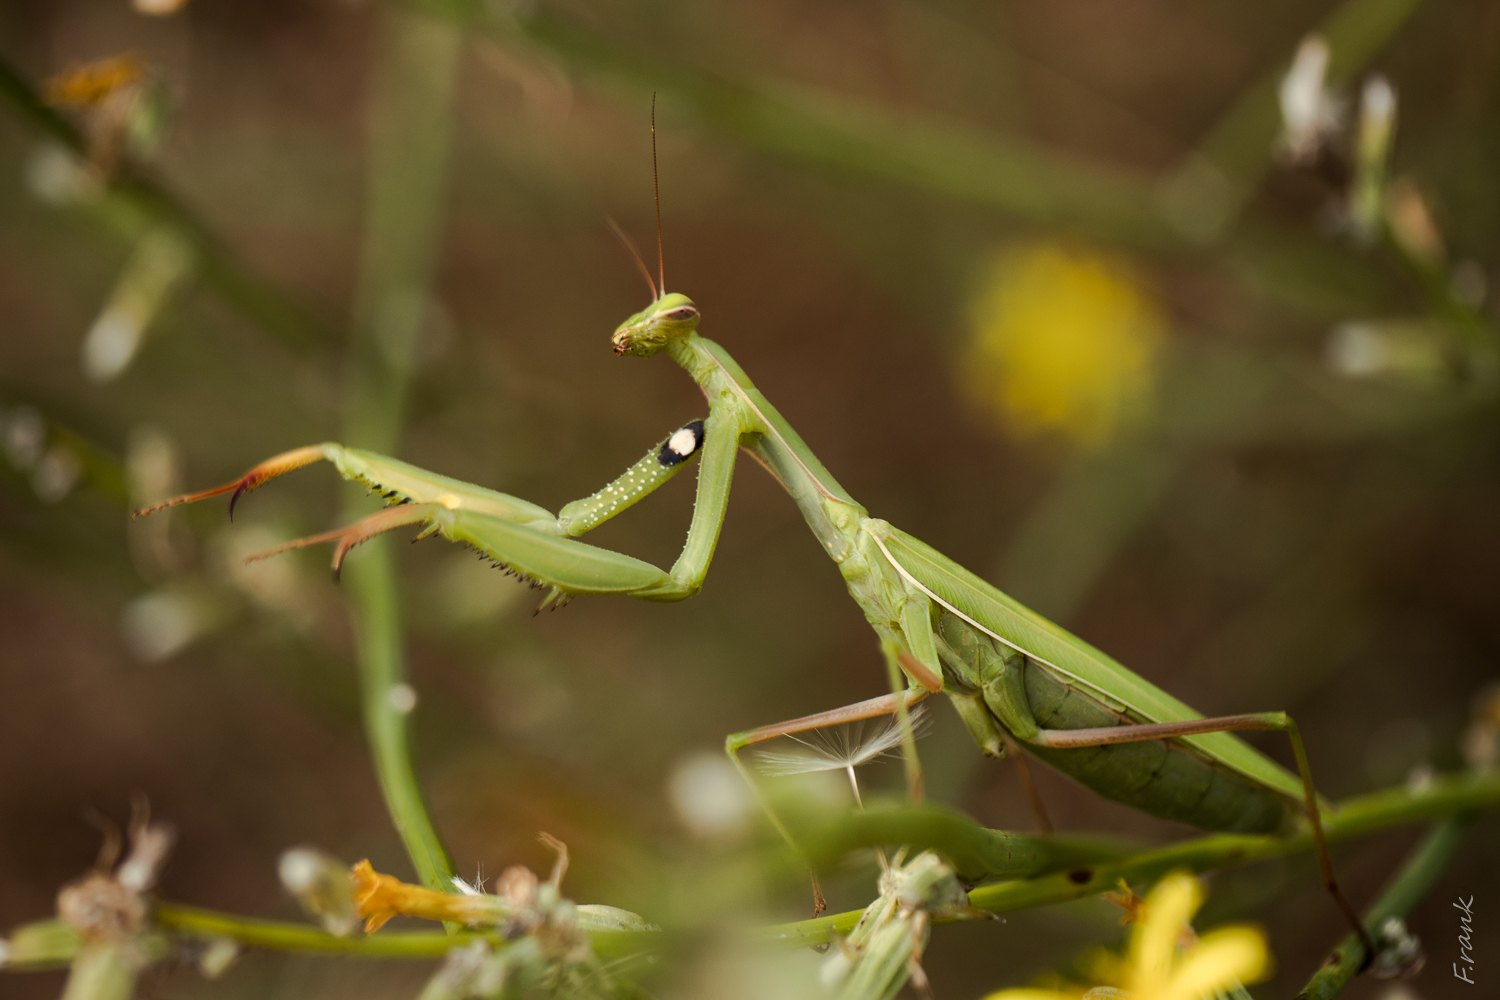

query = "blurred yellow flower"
(982, 871), (1271, 1000)
(962, 243), (1164, 447)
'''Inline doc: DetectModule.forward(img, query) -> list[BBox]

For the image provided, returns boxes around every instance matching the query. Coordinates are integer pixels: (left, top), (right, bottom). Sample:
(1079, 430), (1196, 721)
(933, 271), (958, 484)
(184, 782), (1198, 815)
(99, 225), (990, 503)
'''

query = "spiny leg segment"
(132, 417), (722, 610)
(243, 502), (441, 580)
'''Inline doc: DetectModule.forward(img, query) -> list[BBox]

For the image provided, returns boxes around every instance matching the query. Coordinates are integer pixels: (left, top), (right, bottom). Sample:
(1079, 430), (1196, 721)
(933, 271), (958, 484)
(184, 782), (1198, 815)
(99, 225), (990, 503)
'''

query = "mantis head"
(611, 292), (701, 357)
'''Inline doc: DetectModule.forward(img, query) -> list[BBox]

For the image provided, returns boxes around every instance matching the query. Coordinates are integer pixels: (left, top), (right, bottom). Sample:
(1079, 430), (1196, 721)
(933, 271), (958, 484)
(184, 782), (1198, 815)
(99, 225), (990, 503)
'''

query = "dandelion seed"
(755, 705), (931, 779)
(451, 866), (487, 896)
(755, 704), (931, 819)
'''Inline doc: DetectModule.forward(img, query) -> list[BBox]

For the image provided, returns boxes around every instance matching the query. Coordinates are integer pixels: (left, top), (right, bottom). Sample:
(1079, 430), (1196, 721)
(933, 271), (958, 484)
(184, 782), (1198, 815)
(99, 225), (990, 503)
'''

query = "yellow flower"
(961, 243), (1164, 447)
(982, 871), (1271, 1000)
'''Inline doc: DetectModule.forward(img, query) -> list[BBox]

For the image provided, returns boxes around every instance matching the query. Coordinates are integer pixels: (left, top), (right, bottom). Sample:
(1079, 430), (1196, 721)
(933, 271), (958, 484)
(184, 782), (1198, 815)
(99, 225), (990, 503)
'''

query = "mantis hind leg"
(725, 686), (932, 917)
(1029, 712), (1376, 967)
(1001, 735), (1054, 834)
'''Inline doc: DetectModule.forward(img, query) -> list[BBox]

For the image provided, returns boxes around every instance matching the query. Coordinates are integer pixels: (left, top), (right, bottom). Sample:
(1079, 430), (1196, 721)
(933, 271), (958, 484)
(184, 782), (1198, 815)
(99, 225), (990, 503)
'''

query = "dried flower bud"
(496, 865), (540, 910)
(1372, 916), (1425, 979)
(56, 874), (147, 942)
(278, 848), (358, 937)
(1278, 36), (1341, 163)
(57, 812), (173, 943)
(350, 860), (503, 932)
(196, 937), (239, 979)
(1461, 683), (1500, 773)
(1350, 76), (1398, 245)
(116, 821), (174, 895)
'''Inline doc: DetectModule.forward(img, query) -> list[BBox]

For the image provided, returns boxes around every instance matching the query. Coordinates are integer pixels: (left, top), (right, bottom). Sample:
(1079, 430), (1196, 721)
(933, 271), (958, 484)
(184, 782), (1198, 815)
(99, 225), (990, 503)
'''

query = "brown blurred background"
(2, 0), (1498, 997)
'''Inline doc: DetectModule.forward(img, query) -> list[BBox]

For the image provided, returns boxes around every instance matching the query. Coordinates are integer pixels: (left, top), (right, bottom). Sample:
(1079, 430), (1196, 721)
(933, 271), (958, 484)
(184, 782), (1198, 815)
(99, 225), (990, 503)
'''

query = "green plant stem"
(760, 769), (1500, 947)
(149, 905), (652, 962)
(796, 803), (1138, 885)
(2, 907), (655, 971)
(407, 0), (1171, 245)
(3, 773), (1491, 973)
(340, 5), (463, 893)
(0, 49), (337, 353)
(1297, 814), (1477, 1000)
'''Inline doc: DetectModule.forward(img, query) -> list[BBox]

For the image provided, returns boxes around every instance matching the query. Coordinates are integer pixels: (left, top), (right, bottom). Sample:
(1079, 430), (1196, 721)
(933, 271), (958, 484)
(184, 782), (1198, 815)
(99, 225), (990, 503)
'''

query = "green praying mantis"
(136, 142), (1378, 970)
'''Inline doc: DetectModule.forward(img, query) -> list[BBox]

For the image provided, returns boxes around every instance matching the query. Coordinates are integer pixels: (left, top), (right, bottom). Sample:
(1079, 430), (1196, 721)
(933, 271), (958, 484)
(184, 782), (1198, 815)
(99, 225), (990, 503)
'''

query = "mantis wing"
(877, 527), (1306, 803)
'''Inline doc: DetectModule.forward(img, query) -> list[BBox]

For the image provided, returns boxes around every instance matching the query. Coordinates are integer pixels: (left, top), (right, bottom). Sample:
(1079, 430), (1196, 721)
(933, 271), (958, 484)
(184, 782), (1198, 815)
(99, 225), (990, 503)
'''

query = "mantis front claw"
(133, 444), (330, 521)
(243, 502), (441, 580)
(136, 441), (687, 610)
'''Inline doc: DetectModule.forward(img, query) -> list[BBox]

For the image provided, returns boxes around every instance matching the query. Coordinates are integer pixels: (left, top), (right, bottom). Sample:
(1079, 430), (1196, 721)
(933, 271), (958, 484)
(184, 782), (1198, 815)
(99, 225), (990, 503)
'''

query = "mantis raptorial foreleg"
(136, 413), (740, 609)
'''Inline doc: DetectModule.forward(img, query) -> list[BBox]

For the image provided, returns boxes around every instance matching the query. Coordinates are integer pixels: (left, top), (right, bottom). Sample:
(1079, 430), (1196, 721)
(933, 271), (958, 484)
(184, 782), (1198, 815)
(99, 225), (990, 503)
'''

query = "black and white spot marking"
(658, 420), (705, 467)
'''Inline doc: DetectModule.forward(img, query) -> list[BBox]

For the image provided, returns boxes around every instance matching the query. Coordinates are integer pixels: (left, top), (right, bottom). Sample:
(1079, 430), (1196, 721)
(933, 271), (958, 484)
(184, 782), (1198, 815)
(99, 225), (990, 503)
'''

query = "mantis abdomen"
(1014, 657), (1291, 833)
(939, 613), (1291, 834)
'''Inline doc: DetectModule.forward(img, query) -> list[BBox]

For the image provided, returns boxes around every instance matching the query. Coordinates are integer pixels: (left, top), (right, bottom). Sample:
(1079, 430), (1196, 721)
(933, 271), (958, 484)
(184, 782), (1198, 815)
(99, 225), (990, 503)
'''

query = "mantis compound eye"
(664, 306), (699, 322)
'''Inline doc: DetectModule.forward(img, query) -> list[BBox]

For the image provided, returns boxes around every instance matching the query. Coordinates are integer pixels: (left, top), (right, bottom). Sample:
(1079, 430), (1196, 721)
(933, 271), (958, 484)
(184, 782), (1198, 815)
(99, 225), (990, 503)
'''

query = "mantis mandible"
(137, 124), (1376, 965)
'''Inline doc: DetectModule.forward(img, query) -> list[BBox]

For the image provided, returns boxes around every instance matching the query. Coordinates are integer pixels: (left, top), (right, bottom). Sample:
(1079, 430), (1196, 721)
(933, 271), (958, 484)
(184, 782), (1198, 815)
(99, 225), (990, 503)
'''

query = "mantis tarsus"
(137, 151), (1378, 971)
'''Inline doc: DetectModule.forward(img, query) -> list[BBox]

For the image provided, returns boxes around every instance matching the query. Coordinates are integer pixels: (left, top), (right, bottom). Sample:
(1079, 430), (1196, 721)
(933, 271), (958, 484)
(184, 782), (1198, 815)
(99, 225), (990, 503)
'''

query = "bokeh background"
(2, 1), (1498, 998)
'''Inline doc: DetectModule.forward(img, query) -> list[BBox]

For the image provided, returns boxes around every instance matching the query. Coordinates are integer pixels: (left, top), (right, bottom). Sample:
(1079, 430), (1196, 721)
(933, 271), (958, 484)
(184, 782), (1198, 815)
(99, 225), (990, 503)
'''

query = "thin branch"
(151, 904), (652, 961)
(339, 5), (463, 893)
(2, 772), (1492, 974)
(759, 769), (1500, 947)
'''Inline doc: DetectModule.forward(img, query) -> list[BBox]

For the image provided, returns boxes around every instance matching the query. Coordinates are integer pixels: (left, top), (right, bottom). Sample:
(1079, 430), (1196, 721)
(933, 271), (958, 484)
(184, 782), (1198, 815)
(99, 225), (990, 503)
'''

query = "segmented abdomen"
(1011, 659), (1291, 834)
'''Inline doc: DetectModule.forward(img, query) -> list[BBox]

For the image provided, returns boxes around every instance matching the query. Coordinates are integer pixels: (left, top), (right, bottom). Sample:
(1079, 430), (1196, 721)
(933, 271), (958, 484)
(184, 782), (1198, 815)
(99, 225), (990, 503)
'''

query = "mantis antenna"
(652, 93), (665, 296)
(607, 217), (658, 301)
(604, 97), (667, 302)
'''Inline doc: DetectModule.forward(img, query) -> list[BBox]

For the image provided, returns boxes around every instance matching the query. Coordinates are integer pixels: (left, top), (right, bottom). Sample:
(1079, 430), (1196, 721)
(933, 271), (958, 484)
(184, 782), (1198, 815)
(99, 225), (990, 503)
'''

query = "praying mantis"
(136, 145), (1377, 970)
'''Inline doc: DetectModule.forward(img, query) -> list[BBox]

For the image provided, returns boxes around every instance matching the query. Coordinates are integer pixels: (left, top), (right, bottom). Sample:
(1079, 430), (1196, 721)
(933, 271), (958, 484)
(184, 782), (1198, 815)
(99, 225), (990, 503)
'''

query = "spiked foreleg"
(246, 502), (443, 578)
(437, 507), (669, 599)
(133, 442), (556, 525)
(134, 444), (332, 520)
(136, 418), (712, 607)
(635, 411), (739, 601)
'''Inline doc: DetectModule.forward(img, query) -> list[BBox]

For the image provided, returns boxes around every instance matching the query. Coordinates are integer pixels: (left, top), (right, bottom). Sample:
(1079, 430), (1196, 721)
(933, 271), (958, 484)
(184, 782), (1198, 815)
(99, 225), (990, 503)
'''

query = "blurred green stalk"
(407, 0), (1422, 249)
(4, 772), (1492, 973)
(149, 905), (662, 960)
(340, 5), (462, 893)
(762, 768), (1500, 946)
(1297, 814), (1476, 1000)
